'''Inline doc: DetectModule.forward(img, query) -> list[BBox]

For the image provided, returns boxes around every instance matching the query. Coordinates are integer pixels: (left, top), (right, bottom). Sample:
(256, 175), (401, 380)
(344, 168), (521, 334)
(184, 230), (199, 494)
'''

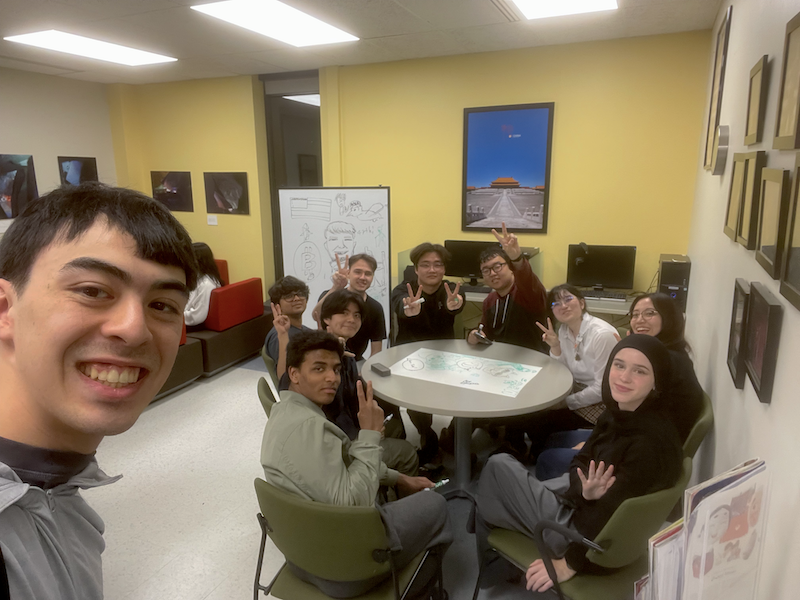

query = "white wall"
(687, 1), (800, 598)
(0, 67), (117, 236)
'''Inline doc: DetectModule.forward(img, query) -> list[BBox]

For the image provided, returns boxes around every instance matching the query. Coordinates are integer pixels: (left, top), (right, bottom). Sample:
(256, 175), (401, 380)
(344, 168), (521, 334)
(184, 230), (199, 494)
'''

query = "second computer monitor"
(444, 240), (502, 282)
(566, 244), (636, 290)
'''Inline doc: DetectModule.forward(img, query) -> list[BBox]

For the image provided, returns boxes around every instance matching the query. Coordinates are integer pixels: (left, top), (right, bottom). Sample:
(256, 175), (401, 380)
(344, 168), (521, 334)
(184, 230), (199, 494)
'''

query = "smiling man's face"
(0, 220), (188, 453)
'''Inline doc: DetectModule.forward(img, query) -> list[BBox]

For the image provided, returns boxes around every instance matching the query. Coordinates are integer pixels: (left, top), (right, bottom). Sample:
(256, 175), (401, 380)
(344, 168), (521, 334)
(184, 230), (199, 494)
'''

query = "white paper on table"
(390, 348), (541, 397)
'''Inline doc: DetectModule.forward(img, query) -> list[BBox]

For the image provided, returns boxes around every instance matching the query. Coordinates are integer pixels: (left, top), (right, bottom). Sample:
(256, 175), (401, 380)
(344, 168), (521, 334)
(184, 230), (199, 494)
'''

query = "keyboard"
(460, 284), (492, 293)
(582, 290), (628, 301)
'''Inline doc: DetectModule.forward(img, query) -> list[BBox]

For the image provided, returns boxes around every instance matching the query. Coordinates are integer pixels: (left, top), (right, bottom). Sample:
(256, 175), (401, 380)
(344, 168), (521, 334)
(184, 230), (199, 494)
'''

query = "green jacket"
(260, 390), (398, 506)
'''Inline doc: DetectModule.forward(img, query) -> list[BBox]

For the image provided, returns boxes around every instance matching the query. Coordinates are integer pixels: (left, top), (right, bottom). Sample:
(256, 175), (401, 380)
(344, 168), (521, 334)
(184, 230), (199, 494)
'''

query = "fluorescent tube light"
(3, 30), (177, 66)
(283, 94), (321, 107)
(191, 0), (358, 47)
(510, 0), (618, 20)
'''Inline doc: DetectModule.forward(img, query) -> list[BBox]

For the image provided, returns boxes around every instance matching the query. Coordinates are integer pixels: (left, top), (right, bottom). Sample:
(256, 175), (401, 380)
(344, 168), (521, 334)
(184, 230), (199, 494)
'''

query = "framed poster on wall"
(462, 102), (553, 233)
(276, 187), (391, 348)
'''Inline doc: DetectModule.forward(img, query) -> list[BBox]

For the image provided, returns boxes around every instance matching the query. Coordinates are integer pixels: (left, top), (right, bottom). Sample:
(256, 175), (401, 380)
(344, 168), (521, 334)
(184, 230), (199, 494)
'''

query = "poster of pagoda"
(462, 102), (553, 233)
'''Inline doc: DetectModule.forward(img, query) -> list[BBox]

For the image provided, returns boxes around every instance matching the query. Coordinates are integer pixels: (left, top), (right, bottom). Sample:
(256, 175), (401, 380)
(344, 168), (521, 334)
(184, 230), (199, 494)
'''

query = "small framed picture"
(704, 6), (733, 169)
(744, 282), (783, 404)
(755, 168), (791, 278)
(203, 172), (249, 215)
(774, 11), (800, 150)
(151, 171), (194, 212)
(727, 278), (750, 389)
(736, 151), (766, 249)
(724, 153), (748, 241)
(779, 152), (800, 310)
(58, 156), (98, 185)
(745, 55), (769, 146)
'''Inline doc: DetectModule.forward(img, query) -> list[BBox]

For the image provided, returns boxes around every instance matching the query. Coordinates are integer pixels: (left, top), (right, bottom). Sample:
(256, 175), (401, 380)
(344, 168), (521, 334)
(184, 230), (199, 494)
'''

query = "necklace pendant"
(574, 353), (581, 361)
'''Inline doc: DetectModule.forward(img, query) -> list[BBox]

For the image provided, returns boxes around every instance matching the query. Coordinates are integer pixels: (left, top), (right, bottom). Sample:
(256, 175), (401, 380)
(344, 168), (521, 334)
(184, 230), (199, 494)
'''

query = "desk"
(363, 340), (572, 500)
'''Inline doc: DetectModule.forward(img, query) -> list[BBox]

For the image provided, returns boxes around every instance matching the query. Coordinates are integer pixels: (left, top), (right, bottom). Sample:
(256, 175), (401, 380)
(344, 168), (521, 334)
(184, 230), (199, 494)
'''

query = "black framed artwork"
(774, 10), (800, 150)
(0, 154), (38, 220)
(727, 278), (750, 389)
(736, 151), (766, 249)
(203, 172), (249, 215)
(462, 102), (554, 233)
(724, 153), (748, 241)
(704, 6), (733, 169)
(58, 156), (98, 185)
(150, 171), (194, 212)
(780, 152), (800, 310)
(744, 282), (783, 404)
(755, 168), (791, 278)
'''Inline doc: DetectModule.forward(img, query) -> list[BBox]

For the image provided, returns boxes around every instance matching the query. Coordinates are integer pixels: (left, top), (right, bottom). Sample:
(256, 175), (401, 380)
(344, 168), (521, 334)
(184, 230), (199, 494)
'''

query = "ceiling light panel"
(3, 30), (177, 66)
(510, 0), (618, 20)
(190, 0), (359, 47)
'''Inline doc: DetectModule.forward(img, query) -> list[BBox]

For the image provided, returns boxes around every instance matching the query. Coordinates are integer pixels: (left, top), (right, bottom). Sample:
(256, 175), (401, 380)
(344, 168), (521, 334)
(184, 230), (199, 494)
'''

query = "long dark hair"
(630, 293), (690, 353)
(193, 242), (222, 287)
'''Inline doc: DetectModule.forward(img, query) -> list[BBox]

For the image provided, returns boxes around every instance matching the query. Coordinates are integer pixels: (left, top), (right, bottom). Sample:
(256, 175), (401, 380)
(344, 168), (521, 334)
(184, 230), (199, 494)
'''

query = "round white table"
(363, 340), (573, 499)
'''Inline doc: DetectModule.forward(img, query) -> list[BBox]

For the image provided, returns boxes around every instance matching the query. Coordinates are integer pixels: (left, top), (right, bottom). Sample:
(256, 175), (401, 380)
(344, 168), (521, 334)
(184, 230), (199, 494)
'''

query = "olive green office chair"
(473, 456), (692, 600)
(253, 478), (444, 600)
(260, 347), (280, 390)
(683, 392), (714, 459)
(257, 377), (278, 417)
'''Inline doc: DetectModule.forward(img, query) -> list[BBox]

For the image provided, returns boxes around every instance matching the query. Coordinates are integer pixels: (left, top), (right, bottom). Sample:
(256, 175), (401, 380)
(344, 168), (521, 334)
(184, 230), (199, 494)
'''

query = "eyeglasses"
(630, 309), (659, 321)
(418, 261), (444, 271)
(480, 262), (507, 276)
(282, 292), (308, 301)
(551, 295), (576, 309)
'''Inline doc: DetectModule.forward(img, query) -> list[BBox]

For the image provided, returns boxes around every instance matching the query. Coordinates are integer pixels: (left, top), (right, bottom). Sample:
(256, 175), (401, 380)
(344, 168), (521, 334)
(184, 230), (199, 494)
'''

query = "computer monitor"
(566, 244), (636, 290)
(444, 240), (501, 283)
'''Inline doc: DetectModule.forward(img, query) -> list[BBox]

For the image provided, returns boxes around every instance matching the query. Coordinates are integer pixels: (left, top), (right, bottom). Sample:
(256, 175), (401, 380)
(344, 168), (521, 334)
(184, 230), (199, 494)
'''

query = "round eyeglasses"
(480, 262), (507, 276)
(630, 309), (659, 321)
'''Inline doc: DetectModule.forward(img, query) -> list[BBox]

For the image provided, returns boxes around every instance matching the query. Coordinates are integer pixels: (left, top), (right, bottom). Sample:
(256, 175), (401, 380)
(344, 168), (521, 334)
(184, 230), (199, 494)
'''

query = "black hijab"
(601, 334), (674, 427)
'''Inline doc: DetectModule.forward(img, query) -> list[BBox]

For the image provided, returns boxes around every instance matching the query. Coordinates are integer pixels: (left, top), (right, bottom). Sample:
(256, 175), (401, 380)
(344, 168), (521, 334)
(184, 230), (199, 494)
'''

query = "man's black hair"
(347, 253), (378, 272)
(320, 289), (365, 328)
(286, 330), (343, 370)
(410, 242), (451, 266)
(0, 182), (198, 292)
(268, 275), (310, 304)
(478, 247), (510, 266)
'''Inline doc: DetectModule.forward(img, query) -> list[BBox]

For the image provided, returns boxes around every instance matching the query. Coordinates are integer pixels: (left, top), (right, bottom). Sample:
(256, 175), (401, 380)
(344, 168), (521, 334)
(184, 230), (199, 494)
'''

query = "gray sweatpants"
(475, 453), (578, 576)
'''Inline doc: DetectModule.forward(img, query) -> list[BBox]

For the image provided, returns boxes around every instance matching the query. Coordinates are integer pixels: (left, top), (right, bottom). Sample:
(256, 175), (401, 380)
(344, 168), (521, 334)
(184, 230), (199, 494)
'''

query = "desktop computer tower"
(659, 254), (691, 312)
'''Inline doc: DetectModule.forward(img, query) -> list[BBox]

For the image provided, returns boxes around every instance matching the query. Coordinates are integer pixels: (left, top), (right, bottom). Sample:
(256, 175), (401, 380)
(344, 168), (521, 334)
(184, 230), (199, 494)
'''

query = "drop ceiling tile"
(0, 56), (78, 76)
(396, 0), (510, 29)
(282, 0), (434, 38)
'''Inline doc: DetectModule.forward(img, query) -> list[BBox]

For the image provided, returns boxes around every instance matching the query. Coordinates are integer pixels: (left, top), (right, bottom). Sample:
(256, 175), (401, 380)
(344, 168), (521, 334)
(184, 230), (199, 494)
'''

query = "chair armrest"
(532, 521), (605, 600)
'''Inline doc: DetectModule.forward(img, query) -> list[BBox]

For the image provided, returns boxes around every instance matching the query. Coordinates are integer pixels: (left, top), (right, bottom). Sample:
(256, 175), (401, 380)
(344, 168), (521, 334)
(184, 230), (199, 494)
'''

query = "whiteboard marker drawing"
(291, 197), (331, 221)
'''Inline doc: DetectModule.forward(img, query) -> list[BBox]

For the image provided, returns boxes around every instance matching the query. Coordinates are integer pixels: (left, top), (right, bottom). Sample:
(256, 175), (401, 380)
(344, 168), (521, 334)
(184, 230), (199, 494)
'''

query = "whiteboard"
(276, 187), (391, 341)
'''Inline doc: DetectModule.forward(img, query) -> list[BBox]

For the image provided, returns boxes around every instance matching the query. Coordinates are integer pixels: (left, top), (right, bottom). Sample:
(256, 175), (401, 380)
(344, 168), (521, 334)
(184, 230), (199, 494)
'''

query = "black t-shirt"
(318, 289), (386, 360)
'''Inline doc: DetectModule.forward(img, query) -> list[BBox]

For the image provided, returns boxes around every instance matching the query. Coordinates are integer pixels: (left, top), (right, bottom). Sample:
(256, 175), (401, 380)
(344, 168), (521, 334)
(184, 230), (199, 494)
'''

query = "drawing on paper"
(390, 349), (541, 398)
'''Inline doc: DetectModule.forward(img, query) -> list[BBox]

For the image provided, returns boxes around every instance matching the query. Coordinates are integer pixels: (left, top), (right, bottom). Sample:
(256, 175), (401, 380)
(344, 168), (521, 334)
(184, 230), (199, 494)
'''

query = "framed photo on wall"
(774, 10), (800, 150)
(462, 102), (553, 233)
(727, 278), (750, 389)
(151, 171), (194, 212)
(779, 152), (800, 310)
(745, 55), (769, 146)
(755, 168), (791, 278)
(704, 5), (733, 169)
(203, 172), (249, 215)
(736, 151), (766, 249)
(724, 153), (748, 241)
(744, 282), (783, 404)
(58, 156), (98, 185)
(0, 154), (38, 224)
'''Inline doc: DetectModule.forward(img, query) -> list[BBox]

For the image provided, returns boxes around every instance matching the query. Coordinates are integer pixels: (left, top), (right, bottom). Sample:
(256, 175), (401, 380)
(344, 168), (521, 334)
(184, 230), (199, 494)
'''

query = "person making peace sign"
(390, 242), (466, 464)
(466, 221), (548, 353)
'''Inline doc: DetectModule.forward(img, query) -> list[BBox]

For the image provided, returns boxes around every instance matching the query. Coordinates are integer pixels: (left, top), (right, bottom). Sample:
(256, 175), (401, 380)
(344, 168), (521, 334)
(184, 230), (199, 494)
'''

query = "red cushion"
(180, 322), (187, 345)
(204, 278), (264, 332)
(215, 259), (230, 287)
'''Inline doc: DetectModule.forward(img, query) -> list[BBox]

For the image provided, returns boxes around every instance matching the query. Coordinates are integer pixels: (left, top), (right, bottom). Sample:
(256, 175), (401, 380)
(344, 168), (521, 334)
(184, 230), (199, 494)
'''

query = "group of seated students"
(258, 222), (704, 597)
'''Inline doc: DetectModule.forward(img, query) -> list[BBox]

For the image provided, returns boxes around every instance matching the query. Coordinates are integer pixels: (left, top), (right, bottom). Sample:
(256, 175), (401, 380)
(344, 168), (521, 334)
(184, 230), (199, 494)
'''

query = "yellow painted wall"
(320, 31), (710, 290)
(107, 76), (273, 290)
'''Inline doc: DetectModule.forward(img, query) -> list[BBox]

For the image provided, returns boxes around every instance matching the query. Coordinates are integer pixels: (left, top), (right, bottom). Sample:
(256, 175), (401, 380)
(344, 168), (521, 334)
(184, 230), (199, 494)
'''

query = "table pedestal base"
(441, 416), (475, 503)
